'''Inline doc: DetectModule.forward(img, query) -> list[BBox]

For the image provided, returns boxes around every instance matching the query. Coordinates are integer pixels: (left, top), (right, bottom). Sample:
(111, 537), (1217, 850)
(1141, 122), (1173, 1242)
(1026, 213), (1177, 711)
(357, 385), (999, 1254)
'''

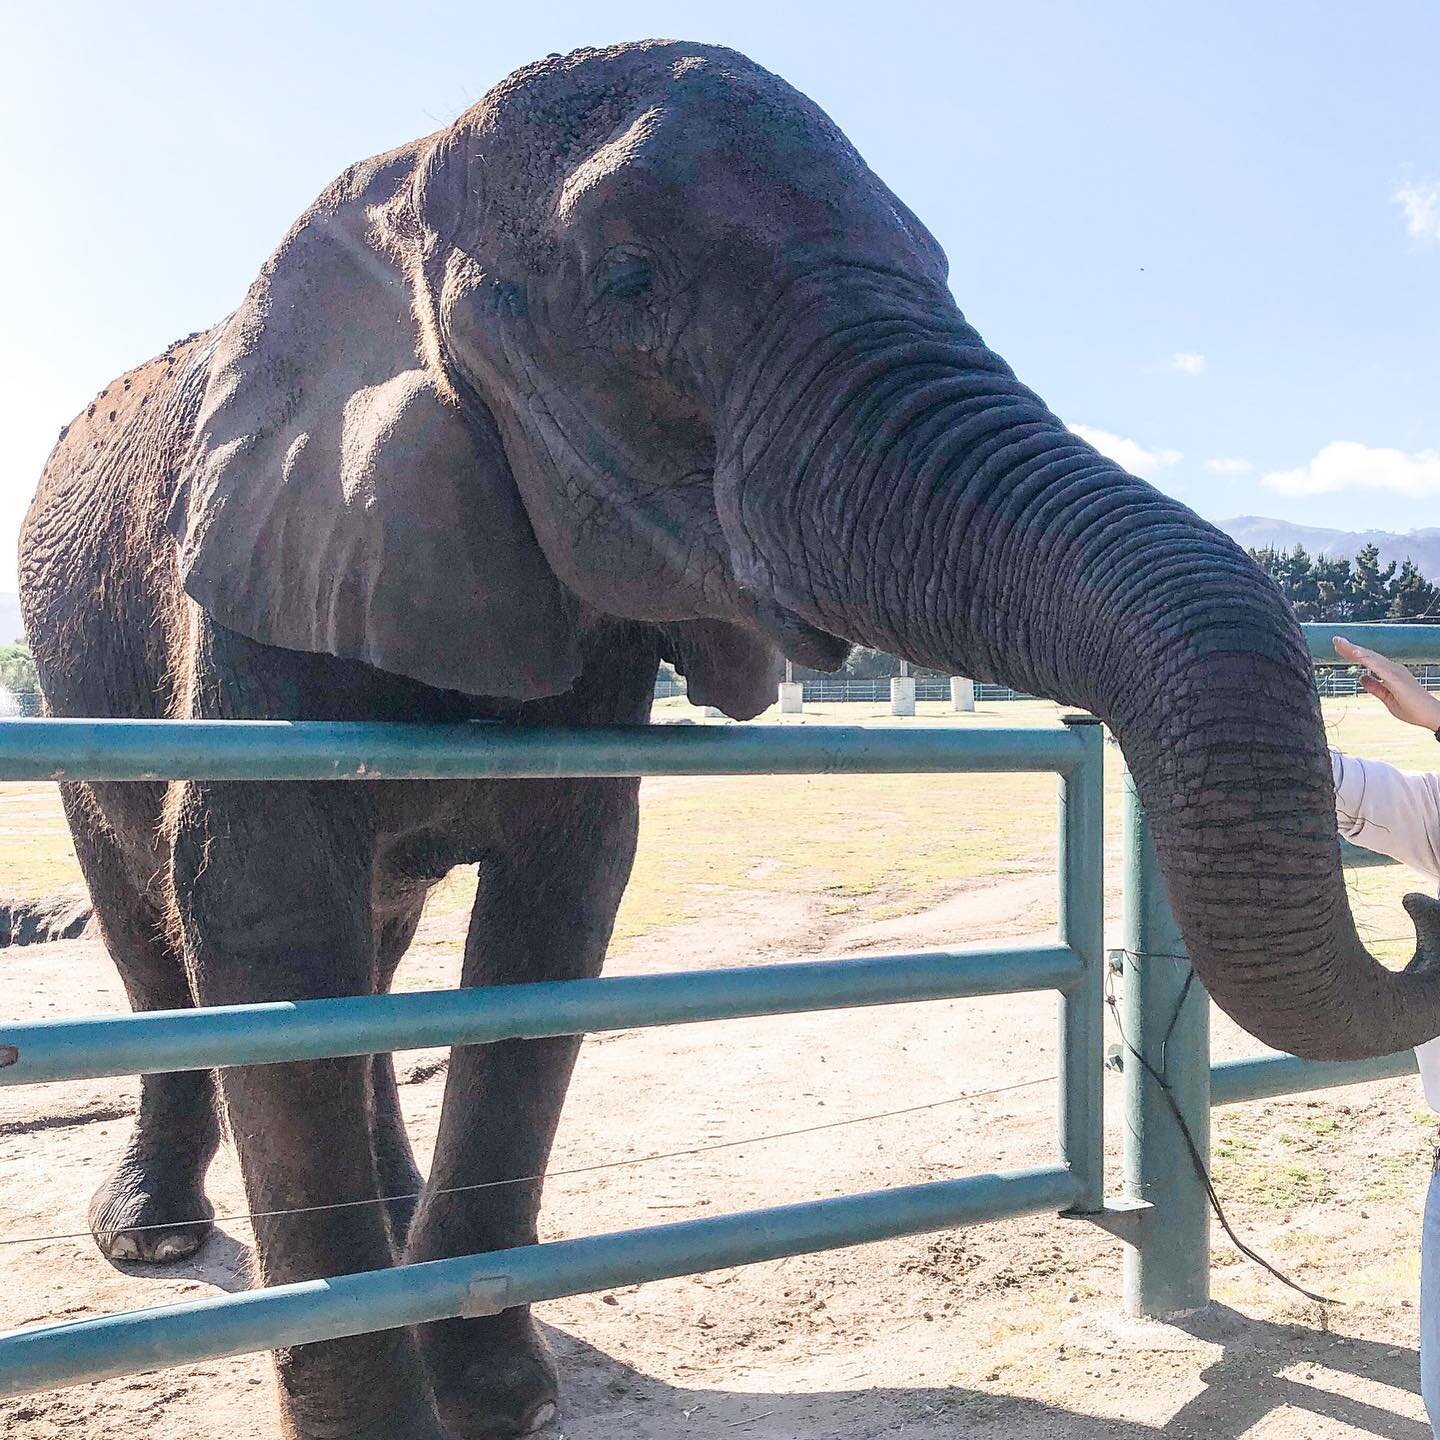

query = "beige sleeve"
(1331, 749), (1440, 881)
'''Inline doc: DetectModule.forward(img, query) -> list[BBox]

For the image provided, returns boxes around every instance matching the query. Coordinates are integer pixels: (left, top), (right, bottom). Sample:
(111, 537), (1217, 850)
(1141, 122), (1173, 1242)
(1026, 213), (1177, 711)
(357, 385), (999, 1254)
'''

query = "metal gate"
(0, 717), (1106, 1393)
(0, 619), (1431, 1391)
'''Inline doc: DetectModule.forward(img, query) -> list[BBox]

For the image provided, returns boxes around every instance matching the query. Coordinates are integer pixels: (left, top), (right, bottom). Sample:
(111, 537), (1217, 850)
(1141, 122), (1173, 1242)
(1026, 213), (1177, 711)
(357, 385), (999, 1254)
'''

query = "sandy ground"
(2, 697), (1438, 1438)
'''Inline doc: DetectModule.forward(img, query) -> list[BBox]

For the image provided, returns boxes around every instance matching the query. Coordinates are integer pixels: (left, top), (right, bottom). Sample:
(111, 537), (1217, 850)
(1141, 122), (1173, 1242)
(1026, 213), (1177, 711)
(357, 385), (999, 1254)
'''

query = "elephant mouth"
(747, 593), (851, 671)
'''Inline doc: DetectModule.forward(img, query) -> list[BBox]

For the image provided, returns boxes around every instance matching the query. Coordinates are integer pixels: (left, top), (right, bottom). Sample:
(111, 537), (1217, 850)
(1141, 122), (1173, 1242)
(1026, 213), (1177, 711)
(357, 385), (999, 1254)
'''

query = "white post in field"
(779, 658), (804, 714)
(951, 676), (976, 712)
(890, 658), (916, 717)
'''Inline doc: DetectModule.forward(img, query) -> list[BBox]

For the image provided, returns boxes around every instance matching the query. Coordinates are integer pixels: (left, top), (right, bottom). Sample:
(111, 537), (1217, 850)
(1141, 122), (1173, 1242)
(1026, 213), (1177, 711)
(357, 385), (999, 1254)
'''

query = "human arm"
(1329, 637), (1440, 879)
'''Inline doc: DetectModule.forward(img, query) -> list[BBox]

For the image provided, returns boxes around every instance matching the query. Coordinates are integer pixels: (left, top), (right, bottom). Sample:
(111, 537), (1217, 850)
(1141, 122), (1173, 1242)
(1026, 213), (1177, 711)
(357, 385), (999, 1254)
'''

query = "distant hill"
(1220, 517), (1440, 581)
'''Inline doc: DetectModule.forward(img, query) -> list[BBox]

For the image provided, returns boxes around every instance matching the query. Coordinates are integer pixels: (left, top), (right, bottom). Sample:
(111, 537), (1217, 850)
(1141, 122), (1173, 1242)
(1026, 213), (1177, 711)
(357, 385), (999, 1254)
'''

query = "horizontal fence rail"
(0, 943), (1082, 1085)
(653, 678), (1034, 703)
(0, 718), (1088, 782)
(1211, 1050), (1419, 1107)
(1303, 622), (1440, 664)
(0, 1167), (1080, 1397)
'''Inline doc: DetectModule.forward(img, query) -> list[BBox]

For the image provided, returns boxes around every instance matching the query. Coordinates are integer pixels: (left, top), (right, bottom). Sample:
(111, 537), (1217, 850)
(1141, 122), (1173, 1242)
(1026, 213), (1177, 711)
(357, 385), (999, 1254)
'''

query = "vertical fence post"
(1121, 767), (1211, 1314)
(1058, 716), (1105, 1212)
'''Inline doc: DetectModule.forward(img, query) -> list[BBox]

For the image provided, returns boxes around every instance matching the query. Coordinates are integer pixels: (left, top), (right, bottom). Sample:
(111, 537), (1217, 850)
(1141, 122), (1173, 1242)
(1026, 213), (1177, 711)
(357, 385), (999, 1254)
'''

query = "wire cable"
(0, 1073), (1057, 1249)
(1108, 951), (1338, 1306)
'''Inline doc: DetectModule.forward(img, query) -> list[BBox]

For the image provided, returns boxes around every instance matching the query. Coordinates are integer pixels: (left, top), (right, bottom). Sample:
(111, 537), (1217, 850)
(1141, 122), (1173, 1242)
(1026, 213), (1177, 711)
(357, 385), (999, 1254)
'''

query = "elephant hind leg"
(62, 783), (221, 1265)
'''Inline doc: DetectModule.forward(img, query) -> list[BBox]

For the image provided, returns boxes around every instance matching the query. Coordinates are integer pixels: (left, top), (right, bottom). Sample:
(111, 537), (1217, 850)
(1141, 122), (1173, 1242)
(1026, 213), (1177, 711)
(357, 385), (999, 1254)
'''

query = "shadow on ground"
(110, 1226), (253, 1295)
(545, 1305), (1429, 1438)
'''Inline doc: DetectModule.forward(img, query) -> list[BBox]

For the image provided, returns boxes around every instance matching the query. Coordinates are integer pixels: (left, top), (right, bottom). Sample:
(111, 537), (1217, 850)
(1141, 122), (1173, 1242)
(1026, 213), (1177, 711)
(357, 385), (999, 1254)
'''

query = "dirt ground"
(1, 699), (1437, 1438)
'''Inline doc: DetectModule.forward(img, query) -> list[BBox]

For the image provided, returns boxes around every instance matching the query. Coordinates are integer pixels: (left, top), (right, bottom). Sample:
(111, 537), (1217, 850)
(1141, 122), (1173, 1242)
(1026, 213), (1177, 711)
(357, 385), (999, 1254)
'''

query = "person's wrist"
(1417, 697), (1440, 733)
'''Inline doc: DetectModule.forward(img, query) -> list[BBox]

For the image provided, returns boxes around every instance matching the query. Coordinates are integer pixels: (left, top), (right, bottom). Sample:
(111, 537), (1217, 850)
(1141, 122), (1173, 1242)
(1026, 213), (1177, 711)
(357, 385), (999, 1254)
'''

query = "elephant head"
(170, 40), (1440, 1061)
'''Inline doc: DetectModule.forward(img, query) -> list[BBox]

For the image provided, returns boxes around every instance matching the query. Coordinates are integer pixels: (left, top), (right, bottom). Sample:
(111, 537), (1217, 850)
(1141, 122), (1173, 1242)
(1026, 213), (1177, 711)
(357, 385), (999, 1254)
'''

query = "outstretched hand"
(1333, 635), (1440, 732)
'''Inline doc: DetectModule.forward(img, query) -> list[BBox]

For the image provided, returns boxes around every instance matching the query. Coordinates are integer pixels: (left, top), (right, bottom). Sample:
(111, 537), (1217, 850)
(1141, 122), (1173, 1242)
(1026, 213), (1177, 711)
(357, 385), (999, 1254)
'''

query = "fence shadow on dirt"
(544, 1304), (1429, 1438)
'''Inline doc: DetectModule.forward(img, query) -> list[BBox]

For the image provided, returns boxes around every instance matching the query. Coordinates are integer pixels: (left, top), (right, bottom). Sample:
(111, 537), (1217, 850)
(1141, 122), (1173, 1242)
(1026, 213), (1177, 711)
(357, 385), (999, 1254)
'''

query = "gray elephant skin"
(19, 38), (1437, 1440)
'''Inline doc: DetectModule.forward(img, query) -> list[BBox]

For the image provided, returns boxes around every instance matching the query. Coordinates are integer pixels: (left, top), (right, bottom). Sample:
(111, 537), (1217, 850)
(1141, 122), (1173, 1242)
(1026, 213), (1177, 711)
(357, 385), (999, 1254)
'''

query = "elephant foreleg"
(171, 780), (446, 1440)
(404, 778), (641, 1440)
(63, 782), (221, 1265)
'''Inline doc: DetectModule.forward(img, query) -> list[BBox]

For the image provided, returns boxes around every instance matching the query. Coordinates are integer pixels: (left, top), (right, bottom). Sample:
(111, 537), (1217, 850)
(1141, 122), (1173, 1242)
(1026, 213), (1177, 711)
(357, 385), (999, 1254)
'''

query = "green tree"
(1388, 559), (1439, 620)
(1313, 555), (1354, 620)
(1277, 545), (1321, 619)
(1248, 544), (1322, 619)
(1247, 545), (1281, 581)
(1347, 543), (1396, 621)
(0, 644), (37, 694)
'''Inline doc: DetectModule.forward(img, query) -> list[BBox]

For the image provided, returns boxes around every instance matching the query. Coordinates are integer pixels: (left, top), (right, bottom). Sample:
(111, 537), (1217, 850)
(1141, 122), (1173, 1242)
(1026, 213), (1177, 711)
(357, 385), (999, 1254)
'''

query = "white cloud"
(1169, 352), (1207, 376)
(1262, 441), (1440, 498)
(1205, 457), (1253, 476)
(1069, 423), (1182, 476)
(1395, 176), (1440, 242)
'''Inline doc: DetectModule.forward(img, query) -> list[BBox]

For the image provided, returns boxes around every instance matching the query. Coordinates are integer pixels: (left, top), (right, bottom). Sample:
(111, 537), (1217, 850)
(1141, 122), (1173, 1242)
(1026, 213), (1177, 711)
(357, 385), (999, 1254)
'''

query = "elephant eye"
(602, 256), (655, 300)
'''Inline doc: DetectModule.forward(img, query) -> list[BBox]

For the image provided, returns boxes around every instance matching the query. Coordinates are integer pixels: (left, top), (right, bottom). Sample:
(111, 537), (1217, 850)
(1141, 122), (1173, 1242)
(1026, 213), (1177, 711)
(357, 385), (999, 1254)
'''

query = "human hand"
(1333, 636), (1440, 731)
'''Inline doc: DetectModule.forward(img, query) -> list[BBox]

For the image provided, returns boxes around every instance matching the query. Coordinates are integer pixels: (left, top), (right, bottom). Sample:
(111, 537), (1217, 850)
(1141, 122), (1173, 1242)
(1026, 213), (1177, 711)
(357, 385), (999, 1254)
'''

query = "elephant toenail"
(108, 1234), (141, 1261)
(153, 1236), (195, 1262)
(522, 1401), (557, 1433)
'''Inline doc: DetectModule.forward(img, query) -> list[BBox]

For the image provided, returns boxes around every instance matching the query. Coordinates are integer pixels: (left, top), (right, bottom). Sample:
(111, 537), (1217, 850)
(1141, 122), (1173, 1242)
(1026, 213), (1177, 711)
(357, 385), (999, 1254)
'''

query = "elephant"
(18, 36), (1440, 1440)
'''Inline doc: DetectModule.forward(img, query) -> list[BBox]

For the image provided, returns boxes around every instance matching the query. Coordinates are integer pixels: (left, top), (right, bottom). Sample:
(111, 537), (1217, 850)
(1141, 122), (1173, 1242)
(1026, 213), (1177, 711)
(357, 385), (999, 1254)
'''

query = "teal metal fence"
(0, 715), (1108, 1395)
(0, 620), (1433, 1394)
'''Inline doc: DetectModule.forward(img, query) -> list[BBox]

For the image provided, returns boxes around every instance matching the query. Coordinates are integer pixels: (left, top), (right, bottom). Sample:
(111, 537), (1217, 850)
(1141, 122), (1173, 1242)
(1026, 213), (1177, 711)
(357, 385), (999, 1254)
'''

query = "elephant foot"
(278, 1399), (452, 1440)
(428, 1314), (560, 1439)
(89, 1156), (214, 1264)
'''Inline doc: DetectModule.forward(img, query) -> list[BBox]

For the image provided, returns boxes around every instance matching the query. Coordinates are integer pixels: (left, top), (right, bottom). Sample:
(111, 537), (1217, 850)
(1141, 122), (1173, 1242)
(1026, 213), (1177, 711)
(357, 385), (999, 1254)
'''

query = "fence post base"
(950, 676), (976, 712)
(778, 682), (804, 714)
(889, 677), (916, 716)
(1121, 768), (1212, 1317)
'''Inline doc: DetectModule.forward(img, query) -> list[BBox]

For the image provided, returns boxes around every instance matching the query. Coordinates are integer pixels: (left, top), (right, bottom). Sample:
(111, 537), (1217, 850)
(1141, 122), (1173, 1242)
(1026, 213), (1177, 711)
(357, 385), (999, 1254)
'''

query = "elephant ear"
(169, 144), (580, 700)
(660, 620), (781, 721)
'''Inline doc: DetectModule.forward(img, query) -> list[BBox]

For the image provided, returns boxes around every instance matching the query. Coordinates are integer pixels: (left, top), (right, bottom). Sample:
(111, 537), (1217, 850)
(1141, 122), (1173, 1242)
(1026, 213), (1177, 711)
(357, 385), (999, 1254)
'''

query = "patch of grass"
(1363, 1150), (1430, 1202)
(1215, 1159), (1333, 1207)
(613, 721), (1068, 948)
(0, 784), (80, 899)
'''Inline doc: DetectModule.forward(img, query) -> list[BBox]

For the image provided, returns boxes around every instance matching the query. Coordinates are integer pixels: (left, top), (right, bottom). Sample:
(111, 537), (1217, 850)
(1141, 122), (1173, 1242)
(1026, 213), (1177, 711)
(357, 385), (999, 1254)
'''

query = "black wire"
(1109, 950), (1339, 1307)
(1159, 968), (1196, 1080)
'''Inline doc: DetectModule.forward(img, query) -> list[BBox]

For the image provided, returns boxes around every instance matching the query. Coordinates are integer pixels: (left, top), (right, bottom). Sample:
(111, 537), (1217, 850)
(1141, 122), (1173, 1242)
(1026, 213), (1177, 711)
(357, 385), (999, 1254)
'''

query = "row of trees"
(1248, 543), (1440, 622)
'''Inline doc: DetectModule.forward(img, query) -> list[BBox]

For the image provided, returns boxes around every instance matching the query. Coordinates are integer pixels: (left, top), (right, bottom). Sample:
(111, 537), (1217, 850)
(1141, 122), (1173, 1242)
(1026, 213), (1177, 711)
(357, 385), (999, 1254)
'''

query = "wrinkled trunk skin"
(717, 271), (1440, 1062)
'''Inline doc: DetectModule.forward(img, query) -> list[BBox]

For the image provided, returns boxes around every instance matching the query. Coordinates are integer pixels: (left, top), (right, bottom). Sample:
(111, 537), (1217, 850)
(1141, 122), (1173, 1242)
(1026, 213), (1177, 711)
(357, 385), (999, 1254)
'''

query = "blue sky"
(2, 2), (1436, 591)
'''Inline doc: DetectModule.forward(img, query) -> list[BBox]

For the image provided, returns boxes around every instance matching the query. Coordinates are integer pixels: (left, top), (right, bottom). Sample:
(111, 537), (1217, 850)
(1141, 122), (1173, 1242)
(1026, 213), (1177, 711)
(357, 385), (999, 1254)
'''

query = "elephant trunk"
(717, 271), (1440, 1062)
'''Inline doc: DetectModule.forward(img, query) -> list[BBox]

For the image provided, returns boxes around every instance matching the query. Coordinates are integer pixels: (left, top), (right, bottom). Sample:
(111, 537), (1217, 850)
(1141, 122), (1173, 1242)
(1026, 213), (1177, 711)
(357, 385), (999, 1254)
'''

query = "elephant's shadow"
(539, 1305), (1430, 1439)
(115, 1237), (1430, 1435)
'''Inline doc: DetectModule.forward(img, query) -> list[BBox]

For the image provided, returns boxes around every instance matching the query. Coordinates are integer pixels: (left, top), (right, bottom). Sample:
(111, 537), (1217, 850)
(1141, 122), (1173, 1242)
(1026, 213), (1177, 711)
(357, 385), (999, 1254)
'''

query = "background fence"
(658, 663), (1440, 705)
